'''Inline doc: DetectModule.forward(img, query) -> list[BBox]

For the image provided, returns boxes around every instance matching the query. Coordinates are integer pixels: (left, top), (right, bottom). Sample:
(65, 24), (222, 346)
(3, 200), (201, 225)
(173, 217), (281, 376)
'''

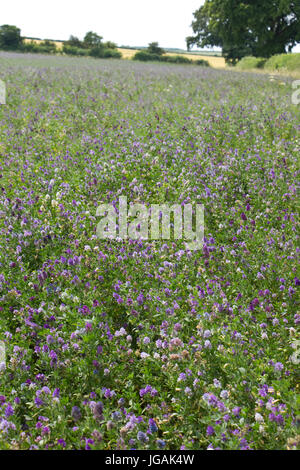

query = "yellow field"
(118, 48), (225, 68)
(24, 38), (64, 50)
(23, 39), (225, 68)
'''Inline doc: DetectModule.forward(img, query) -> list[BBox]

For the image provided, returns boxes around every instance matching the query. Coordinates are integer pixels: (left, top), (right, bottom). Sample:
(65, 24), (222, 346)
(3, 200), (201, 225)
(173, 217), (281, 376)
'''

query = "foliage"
(102, 49), (122, 59)
(236, 53), (300, 72)
(83, 31), (103, 49)
(165, 55), (192, 64)
(147, 42), (165, 56)
(66, 35), (83, 48)
(133, 51), (209, 66)
(90, 46), (121, 59)
(187, 0), (300, 64)
(236, 56), (267, 70)
(103, 41), (118, 50)
(38, 40), (57, 54)
(62, 44), (90, 56)
(132, 51), (163, 62)
(21, 41), (58, 54)
(264, 53), (300, 71)
(194, 58), (210, 67)
(0, 24), (22, 50)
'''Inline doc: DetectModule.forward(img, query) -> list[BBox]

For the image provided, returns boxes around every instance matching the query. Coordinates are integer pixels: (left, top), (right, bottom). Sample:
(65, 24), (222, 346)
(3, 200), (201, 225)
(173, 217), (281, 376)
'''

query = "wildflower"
(57, 439), (66, 448)
(106, 421), (114, 431)
(206, 426), (215, 436)
(148, 418), (158, 433)
(71, 406), (82, 422)
(93, 402), (104, 421)
(157, 439), (166, 448)
(112, 411), (121, 421)
(232, 407), (241, 417)
(274, 362), (284, 372)
(140, 352), (150, 359)
(203, 330), (211, 338)
(178, 373), (186, 382)
(254, 412), (264, 424)
(137, 431), (149, 443)
(91, 430), (102, 442)
(4, 404), (14, 418)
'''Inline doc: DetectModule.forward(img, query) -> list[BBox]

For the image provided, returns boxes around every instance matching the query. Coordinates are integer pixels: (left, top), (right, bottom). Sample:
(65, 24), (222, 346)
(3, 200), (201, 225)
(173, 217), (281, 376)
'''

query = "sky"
(1, 0), (210, 50)
(1, 1), (299, 52)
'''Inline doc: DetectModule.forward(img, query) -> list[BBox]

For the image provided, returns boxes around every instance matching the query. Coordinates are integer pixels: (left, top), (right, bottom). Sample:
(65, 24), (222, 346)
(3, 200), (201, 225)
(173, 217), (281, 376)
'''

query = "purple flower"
(148, 418), (158, 433)
(137, 293), (145, 305)
(232, 407), (241, 417)
(275, 414), (284, 425)
(178, 373), (186, 382)
(206, 426), (215, 436)
(4, 404), (14, 418)
(268, 413), (276, 422)
(57, 439), (66, 448)
(157, 439), (166, 448)
(274, 362), (284, 372)
(93, 402), (104, 421)
(71, 406), (82, 421)
(137, 431), (149, 443)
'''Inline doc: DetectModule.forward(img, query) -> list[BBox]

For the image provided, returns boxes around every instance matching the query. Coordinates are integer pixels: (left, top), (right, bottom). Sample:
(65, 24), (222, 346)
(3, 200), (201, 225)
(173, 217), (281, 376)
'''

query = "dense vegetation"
(133, 46), (209, 66)
(187, 0), (300, 63)
(0, 52), (299, 451)
(236, 53), (300, 72)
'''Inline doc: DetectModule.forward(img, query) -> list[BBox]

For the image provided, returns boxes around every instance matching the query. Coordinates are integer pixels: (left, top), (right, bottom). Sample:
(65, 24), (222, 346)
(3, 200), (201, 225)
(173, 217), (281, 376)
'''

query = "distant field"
(24, 38), (64, 49)
(118, 47), (226, 67)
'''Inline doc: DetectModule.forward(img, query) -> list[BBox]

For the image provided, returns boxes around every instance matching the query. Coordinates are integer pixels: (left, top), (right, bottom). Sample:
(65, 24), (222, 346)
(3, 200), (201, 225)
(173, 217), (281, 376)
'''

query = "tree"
(83, 31), (103, 48)
(67, 35), (83, 48)
(0, 24), (22, 50)
(147, 42), (165, 56)
(103, 41), (117, 50)
(186, 1), (300, 64)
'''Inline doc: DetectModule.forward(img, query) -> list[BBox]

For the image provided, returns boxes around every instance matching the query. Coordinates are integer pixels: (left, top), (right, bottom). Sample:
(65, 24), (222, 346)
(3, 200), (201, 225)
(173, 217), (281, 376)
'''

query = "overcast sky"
(1, 0), (206, 49)
(1, 1), (299, 51)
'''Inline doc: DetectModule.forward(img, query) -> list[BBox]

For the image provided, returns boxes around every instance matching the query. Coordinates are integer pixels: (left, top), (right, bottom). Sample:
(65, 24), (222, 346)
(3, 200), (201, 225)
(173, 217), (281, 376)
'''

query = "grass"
(235, 53), (300, 77)
(236, 56), (267, 70)
(264, 53), (300, 71)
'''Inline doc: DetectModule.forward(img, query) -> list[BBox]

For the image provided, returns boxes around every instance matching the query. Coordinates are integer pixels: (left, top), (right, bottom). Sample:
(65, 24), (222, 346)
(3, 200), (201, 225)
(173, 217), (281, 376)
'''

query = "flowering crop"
(0, 52), (299, 450)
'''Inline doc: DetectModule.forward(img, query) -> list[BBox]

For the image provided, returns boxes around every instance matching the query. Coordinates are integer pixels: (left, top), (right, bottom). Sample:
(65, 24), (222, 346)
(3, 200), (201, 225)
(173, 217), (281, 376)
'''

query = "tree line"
(0, 26), (209, 66)
(0, 25), (121, 58)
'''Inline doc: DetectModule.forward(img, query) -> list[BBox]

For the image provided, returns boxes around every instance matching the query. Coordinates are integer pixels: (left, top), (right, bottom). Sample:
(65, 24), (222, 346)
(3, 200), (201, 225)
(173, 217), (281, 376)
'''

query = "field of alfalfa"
(0, 52), (299, 450)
